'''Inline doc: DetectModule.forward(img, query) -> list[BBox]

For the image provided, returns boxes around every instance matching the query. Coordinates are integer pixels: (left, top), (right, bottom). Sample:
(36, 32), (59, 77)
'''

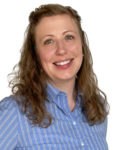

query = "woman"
(0, 4), (109, 150)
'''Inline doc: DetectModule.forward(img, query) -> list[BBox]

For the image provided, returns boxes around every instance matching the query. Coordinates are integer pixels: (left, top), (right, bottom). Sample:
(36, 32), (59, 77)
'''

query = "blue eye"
(65, 35), (74, 40)
(44, 39), (53, 45)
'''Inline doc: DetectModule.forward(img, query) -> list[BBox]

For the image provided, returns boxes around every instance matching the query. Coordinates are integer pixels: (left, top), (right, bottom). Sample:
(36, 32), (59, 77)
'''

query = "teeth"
(55, 60), (71, 66)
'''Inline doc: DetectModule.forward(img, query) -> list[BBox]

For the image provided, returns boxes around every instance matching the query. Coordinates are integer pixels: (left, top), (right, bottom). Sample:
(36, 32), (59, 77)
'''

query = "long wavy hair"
(8, 4), (109, 128)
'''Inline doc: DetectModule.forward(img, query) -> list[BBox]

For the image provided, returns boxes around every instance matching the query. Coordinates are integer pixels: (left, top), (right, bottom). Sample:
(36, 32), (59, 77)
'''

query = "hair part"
(8, 4), (109, 128)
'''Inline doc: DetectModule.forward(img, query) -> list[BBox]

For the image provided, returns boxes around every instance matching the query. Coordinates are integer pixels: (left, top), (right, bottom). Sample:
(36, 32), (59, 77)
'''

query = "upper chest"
(16, 101), (108, 150)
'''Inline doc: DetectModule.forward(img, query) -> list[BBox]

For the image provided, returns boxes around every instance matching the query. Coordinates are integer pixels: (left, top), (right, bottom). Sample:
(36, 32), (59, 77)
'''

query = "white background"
(0, 0), (113, 149)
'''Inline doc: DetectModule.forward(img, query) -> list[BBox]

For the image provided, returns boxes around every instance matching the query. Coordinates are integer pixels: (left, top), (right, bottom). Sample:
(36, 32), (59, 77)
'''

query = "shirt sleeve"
(0, 97), (18, 150)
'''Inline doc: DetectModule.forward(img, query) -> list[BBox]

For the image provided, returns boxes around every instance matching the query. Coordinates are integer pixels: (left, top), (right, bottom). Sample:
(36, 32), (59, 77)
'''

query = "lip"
(53, 58), (74, 69)
(53, 58), (73, 64)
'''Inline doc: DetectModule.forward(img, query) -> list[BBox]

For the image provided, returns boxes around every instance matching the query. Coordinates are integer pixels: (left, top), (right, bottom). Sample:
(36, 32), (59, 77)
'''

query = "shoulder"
(0, 96), (19, 115)
(0, 96), (20, 127)
(0, 95), (26, 121)
(0, 95), (16, 107)
(0, 96), (16, 110)
(0, 95), (26, 131)
(0, 96), (20, 149)
(0, 95), (34, 130)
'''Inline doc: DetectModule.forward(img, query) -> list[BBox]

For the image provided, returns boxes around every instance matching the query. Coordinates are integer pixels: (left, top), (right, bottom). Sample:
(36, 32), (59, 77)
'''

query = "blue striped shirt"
(0, 84), (108, 150)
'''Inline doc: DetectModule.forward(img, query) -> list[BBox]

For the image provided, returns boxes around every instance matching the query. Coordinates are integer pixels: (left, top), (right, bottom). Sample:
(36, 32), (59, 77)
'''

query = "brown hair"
(8, 4), (109, 128)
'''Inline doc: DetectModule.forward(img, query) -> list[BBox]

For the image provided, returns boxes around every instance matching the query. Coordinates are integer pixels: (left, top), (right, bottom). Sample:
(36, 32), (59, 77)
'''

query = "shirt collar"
(46, 83), (66, 97)
(46, 83), (83, 106)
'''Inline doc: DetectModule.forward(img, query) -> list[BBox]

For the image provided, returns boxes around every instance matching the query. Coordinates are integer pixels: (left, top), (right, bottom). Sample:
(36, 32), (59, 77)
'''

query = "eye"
(44, 39), (53, 45)
(65, 35), (74, 40)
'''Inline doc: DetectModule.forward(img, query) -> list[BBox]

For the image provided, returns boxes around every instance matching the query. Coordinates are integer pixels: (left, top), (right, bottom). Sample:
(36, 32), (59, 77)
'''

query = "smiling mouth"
(53, 58), (73, 66)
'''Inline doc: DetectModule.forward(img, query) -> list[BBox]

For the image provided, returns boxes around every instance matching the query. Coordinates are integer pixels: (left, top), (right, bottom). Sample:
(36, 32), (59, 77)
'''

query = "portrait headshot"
(0, 0), (112, 149)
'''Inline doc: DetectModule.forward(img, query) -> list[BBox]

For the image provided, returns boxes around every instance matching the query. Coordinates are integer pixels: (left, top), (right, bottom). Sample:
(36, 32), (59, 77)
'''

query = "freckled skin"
(35, 14), (83, 85)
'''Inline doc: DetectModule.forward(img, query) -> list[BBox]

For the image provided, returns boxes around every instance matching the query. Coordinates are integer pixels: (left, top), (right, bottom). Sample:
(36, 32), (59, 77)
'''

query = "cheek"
(71, 43), (82, 57)
(38, 51), (53, 67)
(71, 44), (83, 65)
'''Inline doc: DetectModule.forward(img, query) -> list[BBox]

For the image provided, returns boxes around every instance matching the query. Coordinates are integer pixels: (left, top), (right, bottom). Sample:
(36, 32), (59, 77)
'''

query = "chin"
(56, 74), (76, 81)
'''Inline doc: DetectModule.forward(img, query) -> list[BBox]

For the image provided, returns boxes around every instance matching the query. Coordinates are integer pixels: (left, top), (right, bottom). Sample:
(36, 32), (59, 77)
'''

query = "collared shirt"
(0, 84), (108, 150)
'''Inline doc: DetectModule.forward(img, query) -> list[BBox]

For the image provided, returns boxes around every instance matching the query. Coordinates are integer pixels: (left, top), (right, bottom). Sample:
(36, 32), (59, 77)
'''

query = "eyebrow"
(62, 30), (77, 35)
(40, 30), (77, 41)
(40, 34), (54, 41)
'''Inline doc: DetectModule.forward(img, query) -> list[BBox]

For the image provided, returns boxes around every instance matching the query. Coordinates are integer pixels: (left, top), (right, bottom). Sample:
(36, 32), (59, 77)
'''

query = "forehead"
(38, 14), (75, 23)
(36, 14), (76, 28)
(35, 14), (78, 35)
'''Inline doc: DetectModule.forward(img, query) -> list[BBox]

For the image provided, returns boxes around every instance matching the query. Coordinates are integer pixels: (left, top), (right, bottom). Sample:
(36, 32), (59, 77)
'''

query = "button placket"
(73, 121), (76, 125)
(81, 142), (84, 146)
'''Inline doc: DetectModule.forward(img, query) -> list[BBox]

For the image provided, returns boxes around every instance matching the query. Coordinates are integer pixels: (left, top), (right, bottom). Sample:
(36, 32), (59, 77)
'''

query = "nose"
(55, 40), (67, 55)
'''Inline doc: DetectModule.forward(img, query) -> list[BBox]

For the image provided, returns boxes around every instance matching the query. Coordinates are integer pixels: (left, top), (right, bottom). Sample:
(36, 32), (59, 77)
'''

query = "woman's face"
(35, 14), (83, 84)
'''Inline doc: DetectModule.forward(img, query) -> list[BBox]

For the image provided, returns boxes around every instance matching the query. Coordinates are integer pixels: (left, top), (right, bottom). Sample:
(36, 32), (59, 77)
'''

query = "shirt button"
(73, 121), (76, 125)
(81, 142), (84, 146)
